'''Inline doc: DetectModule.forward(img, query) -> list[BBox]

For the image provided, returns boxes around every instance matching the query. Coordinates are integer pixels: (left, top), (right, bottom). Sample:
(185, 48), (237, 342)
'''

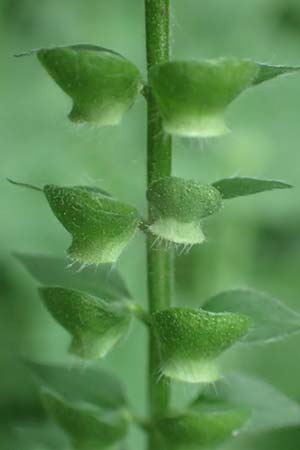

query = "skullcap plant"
(10, 1), (300, 449)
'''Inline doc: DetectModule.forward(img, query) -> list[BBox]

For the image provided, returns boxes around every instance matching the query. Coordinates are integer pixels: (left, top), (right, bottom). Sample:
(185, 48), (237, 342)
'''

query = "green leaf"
(14, 421), (69, 450)
(72, 185), (113, 197)
(193, 372), (300, 433)
(44, 185), (140, 265)
(147, 177), (222, 244)
(37, 45), (142, 126)
(149, 58), (300, 138)
(42, 389), (128, 450)
(39, 287), (132, 359)
(155, 409), (248, 450)
(203, 289), (300, 344)
(152, 307), (251, 383)
(212, 177), (292, 199)
(15, 253), (130, 300)
(27, 361), (126, 410)
(253, 63), (300, 86)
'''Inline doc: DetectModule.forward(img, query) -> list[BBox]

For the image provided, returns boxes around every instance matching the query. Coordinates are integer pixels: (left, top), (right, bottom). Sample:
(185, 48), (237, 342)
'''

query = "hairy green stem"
(145, 0), (173, 448)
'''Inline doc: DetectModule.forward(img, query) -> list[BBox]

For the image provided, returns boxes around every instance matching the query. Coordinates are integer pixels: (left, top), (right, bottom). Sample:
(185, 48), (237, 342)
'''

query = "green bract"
(37, 45), (142, 126)
(44, 185), (139, 265)
(42, 389), (128, 450)
(15, 253), (131, 300)
(149, 58), (300, 137)
(27, 361), (127, 410)
(15, 421), (69, 450)
(39, 287), (132, 359)
(203, 289), (300, 344)
(193, 372), (300, 433)
(212, 176), (292, 199)
(155, 409), (248, 450)
(147, 177), (222, 244)
(152, 307), (251, 383)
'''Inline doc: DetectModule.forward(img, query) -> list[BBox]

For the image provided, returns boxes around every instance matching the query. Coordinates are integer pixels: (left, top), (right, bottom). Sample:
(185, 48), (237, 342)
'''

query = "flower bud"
(37, 45), (142, 126)
(152, 307), (251, 383)
(149, 58), (300, 138)
(40, 287), (132, 360)
(147, 177), (222, 244)
(44, 185), (139, 265)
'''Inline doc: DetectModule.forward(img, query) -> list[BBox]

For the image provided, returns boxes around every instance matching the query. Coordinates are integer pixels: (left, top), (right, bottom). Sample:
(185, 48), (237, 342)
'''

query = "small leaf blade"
(42, 389), (128, 450)
(15, 252), (131, 300)
(203, 289), (300, 344)
(27, 361), (126, 410)
(193, 372), (300, 434)
(155, 409), (248, 450)
(14, 421), (69, 450)
(253, 63), (300, 86)
(212, 177), (292, 199)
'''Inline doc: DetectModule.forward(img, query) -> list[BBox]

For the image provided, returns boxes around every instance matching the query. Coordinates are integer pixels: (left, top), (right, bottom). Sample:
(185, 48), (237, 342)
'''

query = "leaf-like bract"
(150, 58), (300, 138)
(27, 361), (126, 409)
(42, 390), (128, 450)
(14, 421), (69, 450)
(212, 177), (292, 199)
(155, 409), (248, 450)
(253, 63), (300, 86)
(193, 372), (300, 434)
(147, 177), (222, 244)
(203, 289), (300, 344)
(44, 185), (140, 265)
(152, 307), (251, 383)
(15, 253), (130, 300)
(40, 287), (132, 359)
(37, 45), (142, 126)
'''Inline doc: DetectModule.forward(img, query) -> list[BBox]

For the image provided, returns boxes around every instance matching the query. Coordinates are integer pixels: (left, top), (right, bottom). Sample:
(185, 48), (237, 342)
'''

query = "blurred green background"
(1, 0), (300, 449)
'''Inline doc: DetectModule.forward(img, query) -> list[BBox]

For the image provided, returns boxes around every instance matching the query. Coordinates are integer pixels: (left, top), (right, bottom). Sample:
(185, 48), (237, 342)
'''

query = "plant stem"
(145, 0), (172, 448)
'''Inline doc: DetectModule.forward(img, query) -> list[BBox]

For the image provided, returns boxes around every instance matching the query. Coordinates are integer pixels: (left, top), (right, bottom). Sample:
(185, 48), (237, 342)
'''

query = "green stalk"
(145, 0), (172, 448)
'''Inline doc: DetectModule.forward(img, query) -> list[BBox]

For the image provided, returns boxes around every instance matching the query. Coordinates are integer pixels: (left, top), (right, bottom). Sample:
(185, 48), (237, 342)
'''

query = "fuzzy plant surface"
(9, 1), (300, 450)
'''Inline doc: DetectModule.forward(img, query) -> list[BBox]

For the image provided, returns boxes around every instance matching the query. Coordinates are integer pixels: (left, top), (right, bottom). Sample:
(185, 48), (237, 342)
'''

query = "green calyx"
(155, 409), (248, 450)
(37, 45), (142, 126)
(39, 287), (132, 359)
(152, 307), (251, 383)
(44, 185), (139, 265)
(147, 177), (222, 244)
(149, 58), (300, 138)
(42, 389), (128, 450)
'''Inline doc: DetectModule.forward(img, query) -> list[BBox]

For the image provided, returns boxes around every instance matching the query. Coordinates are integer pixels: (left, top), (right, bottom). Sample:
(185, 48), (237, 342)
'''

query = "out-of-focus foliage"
(1, 0), (300, 449)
